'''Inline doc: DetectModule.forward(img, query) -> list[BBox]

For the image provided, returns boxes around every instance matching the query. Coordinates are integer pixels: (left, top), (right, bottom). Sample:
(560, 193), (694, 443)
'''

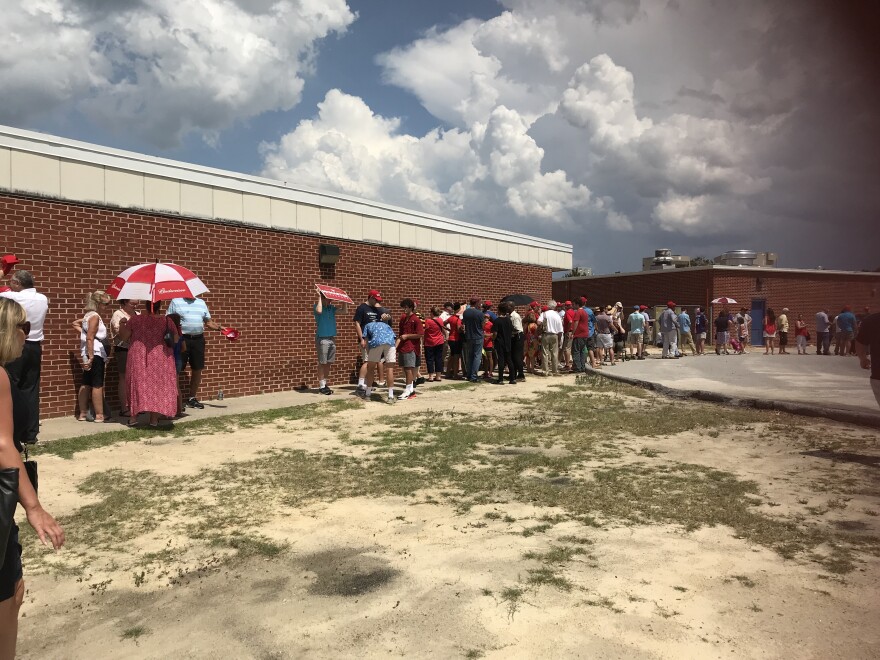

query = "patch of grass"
(36, 400), (361, 459)
(121, 625), (149, 641)
(209, 532), (288, 558)
(673, 585), (688, 592)
(521, 523), (553, 537)
(525, 566), (573, 591)
(464, 650), (485, 659)
(655, 604), (680, 619)
(731, 575), (756, 588)
(483, 512), (503, 520)
(429, 382), (477, 392)
(499, 586), (526, 618)
(583, 595), (623, 614)
(523, 545), (587, 564)
(748, 602), (763, 612)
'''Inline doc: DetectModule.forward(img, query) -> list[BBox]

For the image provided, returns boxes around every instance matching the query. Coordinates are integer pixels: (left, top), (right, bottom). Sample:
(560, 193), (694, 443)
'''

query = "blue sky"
(3, 0), (878, 273)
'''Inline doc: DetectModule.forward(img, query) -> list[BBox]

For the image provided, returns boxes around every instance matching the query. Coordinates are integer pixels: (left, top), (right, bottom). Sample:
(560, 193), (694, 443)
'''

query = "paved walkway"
(601, 350), (878, 416)
(36, 352), (879, 443)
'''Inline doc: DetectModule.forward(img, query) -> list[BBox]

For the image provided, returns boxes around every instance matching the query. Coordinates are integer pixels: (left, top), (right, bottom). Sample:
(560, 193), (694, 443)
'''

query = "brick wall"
(1, 193), (553, 419)
(553, 269), (714, 310)
(554, 268), (879, 333)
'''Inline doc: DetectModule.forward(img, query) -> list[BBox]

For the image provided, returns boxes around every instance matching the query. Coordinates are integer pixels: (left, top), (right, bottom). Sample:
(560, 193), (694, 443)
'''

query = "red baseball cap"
(529, 301), (539, 307)
(639, 305), (648, 311)
(367, 289), (383, 302)
(667, 301), (676, 308)
(221, 328), (241, 341)
(564, 300), (572, 306)
(1, 255), (20, 276)
(580, 296), (587, 303)
(541, 305), (549, 312)
(483, 300), (493, 307)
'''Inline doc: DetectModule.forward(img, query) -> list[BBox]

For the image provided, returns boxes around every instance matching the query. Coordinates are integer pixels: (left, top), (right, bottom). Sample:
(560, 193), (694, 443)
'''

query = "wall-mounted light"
(319, 244), (340, 265)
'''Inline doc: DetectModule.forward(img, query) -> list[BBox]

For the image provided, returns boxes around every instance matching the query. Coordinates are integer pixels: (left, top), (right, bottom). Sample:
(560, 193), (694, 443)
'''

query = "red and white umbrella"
(711, 296), (738, 305)
(106, 262), (209, 302)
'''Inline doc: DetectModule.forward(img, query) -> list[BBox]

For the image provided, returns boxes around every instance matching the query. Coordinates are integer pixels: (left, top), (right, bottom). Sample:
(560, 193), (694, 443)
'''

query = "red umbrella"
(711, 296), (738, 305)
(107, 262), (209, 302)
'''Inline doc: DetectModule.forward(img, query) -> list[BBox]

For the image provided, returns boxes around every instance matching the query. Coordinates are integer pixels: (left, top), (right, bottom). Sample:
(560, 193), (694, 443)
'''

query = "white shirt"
(510, 309), (523, 333)
(539, 309), (564, 334)
(81, 311), (108, 360)
(0, 288), (49, 341)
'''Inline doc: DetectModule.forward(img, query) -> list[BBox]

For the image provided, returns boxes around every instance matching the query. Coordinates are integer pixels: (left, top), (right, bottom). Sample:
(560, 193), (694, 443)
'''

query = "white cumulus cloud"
(0, 0), (355, 146)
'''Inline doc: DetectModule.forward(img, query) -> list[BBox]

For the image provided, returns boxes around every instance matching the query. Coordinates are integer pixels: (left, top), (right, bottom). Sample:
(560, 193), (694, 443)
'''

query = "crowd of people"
(313, 290), (879, 403)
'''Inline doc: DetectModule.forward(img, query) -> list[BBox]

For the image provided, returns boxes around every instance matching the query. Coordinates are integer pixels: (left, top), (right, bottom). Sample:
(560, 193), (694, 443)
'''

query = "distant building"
(553, 265), (878, 346)
(642, 248), (779, 271)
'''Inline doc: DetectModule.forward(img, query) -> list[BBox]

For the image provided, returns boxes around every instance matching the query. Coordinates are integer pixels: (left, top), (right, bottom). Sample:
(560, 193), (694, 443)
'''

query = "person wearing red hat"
(482, 300), (497, 323)
(354, 289), (384, 390)
(0, 255), (20, 294)
(659, 302), (680, 359)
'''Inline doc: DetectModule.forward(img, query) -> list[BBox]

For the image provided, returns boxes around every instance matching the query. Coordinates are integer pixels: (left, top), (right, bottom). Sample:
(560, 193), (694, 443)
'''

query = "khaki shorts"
(367, 344), (396, 364)
(562, 332), (573, 352)
(627, 332), (643, 345)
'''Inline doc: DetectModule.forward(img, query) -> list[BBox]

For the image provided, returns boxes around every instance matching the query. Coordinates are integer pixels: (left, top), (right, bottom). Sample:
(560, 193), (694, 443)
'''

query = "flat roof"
(0, 124), (572, 270)
(560, 265), (880, 281)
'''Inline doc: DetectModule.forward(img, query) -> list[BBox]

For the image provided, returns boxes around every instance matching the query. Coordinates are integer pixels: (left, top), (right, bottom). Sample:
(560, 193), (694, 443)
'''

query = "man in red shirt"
(395, 298), (424, 400)
(561, 300), (576, 371)
(444, 302), (463, 378)
(570, 299), (591, 372)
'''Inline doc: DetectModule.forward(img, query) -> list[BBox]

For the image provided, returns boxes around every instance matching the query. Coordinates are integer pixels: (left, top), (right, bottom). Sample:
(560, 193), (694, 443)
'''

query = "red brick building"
(0, 126), (571, 419)
(554, 266), (880, 344)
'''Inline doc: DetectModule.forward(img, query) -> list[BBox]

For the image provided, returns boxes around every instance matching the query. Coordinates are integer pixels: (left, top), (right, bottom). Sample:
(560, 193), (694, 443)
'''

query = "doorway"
(750, 299), (765, 346)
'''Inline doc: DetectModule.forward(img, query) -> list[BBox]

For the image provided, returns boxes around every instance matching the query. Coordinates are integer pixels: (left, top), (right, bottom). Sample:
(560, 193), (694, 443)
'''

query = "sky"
(2, 0), (878, 274)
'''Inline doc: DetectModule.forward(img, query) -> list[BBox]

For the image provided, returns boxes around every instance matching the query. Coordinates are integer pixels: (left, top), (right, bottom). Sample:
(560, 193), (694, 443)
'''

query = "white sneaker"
(398, 391), (416, 400)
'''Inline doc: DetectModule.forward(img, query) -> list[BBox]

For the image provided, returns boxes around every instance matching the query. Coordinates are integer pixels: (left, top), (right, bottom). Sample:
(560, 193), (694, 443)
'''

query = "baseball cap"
(615, 301), (622, 308)
(564, 300), (572, 306)
(639, 305), (647, 311)
(580, 296), (588, 303)
(529, 301), (539, 307)
(782, 307), (789, 312)
(1, 254), (20, 276)
(541, 305), (549, 312)
(667, 301), (676, 308)
(633, 305), (640, 310)
(483, 300), (493, 307)
(367, 289), (383, 302)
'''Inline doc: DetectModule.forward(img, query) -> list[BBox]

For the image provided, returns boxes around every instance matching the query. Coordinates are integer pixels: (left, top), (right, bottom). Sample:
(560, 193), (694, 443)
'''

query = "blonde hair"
(84, 290), (112, 312)
(0, 298), (26, 364)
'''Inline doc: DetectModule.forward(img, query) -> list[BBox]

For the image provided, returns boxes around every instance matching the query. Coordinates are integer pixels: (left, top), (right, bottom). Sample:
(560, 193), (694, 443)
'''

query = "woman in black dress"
(493, 302), (517, 384)
(0, 298), (65, 657)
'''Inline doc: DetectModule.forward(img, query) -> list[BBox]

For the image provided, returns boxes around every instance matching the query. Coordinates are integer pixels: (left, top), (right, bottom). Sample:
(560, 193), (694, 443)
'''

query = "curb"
(585, 369), (880, 430)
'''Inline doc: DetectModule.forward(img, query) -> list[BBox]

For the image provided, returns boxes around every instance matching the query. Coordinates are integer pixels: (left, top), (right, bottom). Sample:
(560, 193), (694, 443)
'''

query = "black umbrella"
(501, 294), (535, 306)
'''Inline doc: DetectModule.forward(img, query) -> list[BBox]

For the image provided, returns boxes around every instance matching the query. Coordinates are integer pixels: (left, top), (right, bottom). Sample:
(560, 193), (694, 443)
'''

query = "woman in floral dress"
(117, 300), (179, 427)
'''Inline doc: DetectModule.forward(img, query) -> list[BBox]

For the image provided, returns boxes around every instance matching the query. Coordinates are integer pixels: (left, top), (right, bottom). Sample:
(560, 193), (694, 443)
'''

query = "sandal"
(94, 415), (107, 423)
(77, 415), (89, 422)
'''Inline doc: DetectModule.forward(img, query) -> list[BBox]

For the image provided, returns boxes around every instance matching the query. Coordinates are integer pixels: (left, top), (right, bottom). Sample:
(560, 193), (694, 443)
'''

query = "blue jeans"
(467, 338), (483, 381)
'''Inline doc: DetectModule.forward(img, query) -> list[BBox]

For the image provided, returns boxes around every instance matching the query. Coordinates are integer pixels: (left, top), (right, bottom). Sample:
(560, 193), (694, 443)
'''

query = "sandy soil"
(15, 376), (880, 659)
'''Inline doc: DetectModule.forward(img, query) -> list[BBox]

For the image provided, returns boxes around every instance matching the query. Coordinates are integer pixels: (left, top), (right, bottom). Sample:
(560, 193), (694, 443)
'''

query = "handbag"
(0, 467), (19, 569)
(164, 331), (175, 347)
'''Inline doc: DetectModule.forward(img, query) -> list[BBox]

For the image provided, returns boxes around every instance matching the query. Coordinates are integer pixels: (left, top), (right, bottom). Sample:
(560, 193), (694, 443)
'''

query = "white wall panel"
(341, 211), (363, 241)
(242, 193), (271, 226)
(446, 233), (460, 255)
(270, 198), (297, 230)
(144, 176), (180, 214)
(483, 239), (499, 260)
(414, 225), (431, 250)
(0, 148), (9, 189)
(10, 151), (60, 196)
(180, 182), (212, 217)
(430, 229), (447, 253)
(381, 218), (399, 245)
(320, 207), (344, 238)
(399, 222), (416, 248)
(298, 204), (320, 233)
(460, 234), (474, 256)
(60, 160), (104, 203)
(213, 188), (243, 221)
(105, 168), (143, 208)
(362, 215), (382, 242)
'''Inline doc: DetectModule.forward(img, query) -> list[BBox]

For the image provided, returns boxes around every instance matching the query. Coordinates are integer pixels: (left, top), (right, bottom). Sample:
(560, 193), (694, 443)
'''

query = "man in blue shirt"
(836, 305), (857, 356)
(167, 297), (225, 409)
(627, 305), (645, 360)
(462, 297), (486, 382)
(314, 292), (341, 395)
(678, 309), (696, 356)
(361, 313), (397, 402)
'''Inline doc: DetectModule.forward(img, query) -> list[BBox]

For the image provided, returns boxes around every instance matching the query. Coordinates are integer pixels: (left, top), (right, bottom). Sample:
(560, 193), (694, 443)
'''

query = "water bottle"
(217, 389), (224, 401)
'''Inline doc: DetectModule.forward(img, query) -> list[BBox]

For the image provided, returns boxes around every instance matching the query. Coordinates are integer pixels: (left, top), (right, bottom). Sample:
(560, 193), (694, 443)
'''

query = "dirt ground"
(16, 375), (880, 659)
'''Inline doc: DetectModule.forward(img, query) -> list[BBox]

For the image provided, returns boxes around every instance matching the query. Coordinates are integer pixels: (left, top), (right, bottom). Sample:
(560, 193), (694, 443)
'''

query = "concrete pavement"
(594, 349), (880, 424)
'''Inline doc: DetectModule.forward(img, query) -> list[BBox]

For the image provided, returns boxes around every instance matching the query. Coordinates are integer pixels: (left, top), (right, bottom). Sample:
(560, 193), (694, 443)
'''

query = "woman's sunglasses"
(18, 321), (31, 335)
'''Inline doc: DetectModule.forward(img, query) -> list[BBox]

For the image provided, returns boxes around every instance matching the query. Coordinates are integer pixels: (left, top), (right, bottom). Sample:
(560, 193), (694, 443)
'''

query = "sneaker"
(387, 395), (395, 403)
(415, 377), (426, 385)
(355, 389), (367, 400)
(187, 397), (205, 409)
(356, 384), (366, 392)
(398, 391), (417, 400)
(319, 386), (333, 395)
